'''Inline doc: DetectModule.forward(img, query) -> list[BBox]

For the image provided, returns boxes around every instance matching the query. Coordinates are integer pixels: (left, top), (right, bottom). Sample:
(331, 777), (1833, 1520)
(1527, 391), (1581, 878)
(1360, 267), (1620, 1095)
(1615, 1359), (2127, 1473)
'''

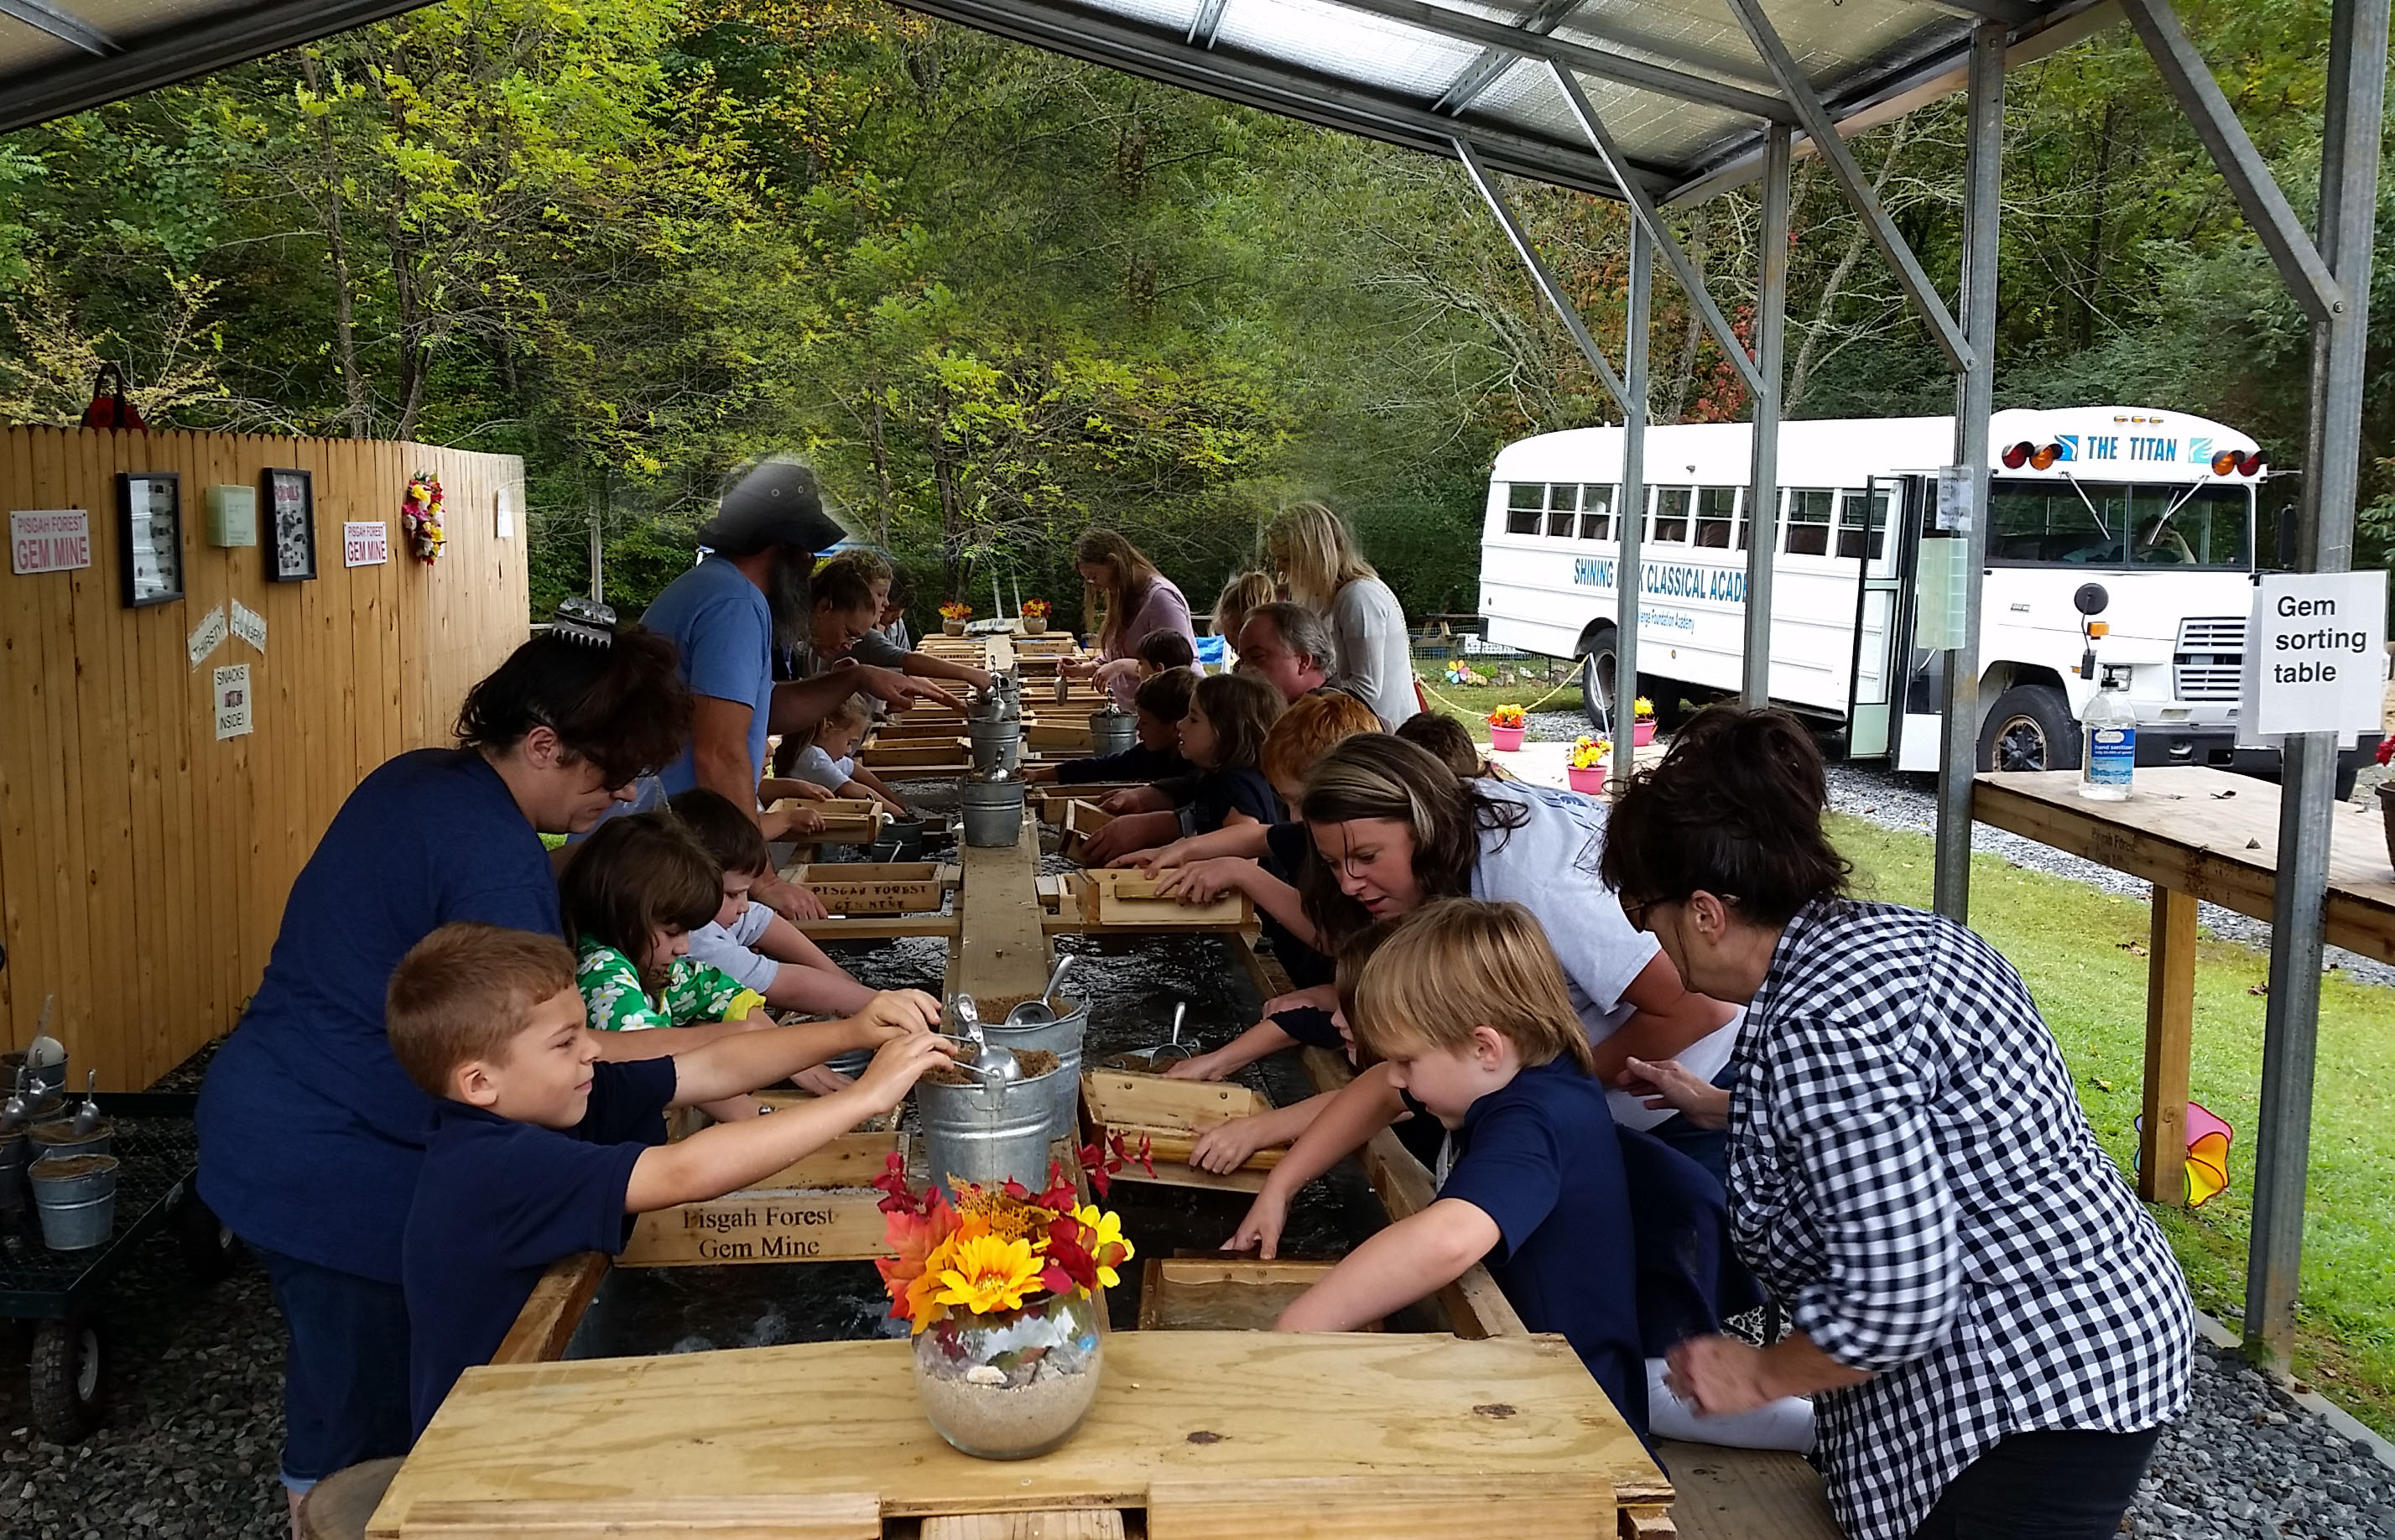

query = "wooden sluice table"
(376, 631), (1686, 1539)
(1974, 767), (2395, 1204)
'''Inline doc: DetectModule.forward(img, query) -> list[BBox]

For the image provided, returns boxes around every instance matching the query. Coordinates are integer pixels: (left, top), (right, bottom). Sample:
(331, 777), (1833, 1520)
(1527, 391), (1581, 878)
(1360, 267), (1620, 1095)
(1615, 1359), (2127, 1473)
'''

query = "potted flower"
(940, 600), (973, 637)
(1632, 696), (1658, 747)
(873, 1147), (1138, 1460)
(1021, 598), (1050, 636)
(1486, 704), (1527, 752)
(1568, 735), (1611, 795)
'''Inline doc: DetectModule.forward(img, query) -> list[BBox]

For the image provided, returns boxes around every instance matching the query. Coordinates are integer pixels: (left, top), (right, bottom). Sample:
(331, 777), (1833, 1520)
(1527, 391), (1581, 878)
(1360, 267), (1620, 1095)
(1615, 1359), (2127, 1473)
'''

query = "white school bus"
(1476, 405), (2379, 790)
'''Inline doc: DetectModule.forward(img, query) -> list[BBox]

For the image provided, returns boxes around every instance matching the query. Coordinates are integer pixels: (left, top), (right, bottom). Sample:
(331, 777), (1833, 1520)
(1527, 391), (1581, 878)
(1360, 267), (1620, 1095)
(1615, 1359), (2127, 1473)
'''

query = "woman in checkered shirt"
(1601, 706), (2189, 1540)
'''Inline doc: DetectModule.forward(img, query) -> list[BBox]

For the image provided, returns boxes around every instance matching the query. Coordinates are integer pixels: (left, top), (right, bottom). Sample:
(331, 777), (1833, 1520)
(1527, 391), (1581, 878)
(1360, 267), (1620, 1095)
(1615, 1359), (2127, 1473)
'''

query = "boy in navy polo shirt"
(385, 923), (951, 1437)
(1271, 898), (1648, 1440)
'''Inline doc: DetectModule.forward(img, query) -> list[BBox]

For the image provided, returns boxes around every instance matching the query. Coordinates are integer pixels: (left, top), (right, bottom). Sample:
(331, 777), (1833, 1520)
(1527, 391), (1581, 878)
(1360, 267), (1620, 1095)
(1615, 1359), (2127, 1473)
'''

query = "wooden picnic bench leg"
(2139, 884), (2198, 1206)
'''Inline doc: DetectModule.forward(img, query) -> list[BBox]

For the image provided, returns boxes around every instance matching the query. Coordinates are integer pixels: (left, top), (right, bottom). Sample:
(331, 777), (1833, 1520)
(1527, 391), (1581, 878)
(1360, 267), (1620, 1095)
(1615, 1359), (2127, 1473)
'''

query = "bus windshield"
(1987, 477), (2252, 569)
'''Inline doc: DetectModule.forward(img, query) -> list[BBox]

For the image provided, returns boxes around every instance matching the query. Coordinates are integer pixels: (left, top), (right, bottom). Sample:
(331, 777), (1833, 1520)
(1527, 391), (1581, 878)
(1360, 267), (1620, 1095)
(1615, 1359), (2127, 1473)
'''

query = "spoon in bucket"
(0, 1065), (31, 1135)
(945, 995), (1023, 1090)
(1133, 1002), (1193, 1066)
(1004, 955), (1077, 1028)
(70, 1071), (101, 1137)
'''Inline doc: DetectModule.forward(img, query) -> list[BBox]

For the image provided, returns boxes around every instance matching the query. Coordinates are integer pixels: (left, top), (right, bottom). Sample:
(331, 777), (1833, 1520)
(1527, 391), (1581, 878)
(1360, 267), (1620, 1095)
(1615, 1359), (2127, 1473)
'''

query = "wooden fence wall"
(1, 427), (529, 1090)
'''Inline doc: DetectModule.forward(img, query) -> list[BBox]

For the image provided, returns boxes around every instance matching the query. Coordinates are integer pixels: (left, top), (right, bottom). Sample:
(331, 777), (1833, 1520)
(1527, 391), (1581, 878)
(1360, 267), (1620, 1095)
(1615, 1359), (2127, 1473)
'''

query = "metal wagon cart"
(0, 1092), (235, 1440)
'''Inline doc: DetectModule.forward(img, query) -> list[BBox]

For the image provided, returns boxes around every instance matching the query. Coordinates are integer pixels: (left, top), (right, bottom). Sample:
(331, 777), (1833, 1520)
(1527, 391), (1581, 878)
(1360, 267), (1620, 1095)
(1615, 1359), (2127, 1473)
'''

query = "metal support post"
(2246, 0), (2387, 1366)
(1617, 221), (1651, 736)
(1453, 137), (1630, 406)
(1932, 21), (2006, 920)
(1742, 124), (1790, 707)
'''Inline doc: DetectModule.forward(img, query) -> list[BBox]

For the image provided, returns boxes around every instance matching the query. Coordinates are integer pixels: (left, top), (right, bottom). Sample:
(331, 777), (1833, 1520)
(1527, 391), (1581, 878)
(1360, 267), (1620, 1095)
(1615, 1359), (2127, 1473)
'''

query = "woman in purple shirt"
(1065, 528), (1195, 708)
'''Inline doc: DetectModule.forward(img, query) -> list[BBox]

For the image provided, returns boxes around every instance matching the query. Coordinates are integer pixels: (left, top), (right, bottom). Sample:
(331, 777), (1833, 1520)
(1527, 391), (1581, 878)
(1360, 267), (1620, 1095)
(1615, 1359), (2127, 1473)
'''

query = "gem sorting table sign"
(2240, 570), (2389, 737)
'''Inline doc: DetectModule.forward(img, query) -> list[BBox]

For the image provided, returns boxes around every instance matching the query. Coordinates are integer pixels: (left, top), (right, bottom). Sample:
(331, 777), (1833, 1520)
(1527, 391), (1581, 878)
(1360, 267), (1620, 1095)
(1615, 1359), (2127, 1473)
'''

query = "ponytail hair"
(1600, 705), (1849, 926)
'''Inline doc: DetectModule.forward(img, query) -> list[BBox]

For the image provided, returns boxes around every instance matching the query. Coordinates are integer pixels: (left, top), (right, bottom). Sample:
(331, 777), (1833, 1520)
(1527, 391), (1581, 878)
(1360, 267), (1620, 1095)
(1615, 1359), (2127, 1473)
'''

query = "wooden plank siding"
(0, 426), (528, 1090)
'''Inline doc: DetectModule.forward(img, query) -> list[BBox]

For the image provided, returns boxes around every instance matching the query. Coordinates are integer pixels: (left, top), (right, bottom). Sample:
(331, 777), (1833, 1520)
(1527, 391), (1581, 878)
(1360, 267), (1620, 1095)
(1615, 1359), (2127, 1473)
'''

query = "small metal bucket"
(967, 720), (1022, 777)
(917, 1064), (1065, 1196)
(961, 775), (1026, 848)
(0, 1132), (29, 1211)
(825, 1047), (874, 1079)
(984, 996), (1090, 1147)
(30, 1153), (117, 1251)
(29, 1118), (112, 1162)
(1, 1051), (65, 1100)
(1087, 708), (1138, 757)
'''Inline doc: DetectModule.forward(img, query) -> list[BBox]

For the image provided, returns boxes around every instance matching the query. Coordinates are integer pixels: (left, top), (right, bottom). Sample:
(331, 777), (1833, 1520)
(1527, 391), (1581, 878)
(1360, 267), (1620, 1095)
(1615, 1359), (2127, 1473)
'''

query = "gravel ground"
(2130, 1341), (2395, 1539)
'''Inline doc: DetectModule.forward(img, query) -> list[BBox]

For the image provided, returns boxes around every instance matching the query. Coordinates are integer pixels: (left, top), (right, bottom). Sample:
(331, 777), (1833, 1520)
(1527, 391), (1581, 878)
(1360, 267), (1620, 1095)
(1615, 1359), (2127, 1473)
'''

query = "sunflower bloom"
(933, 1233), (1044, 1315)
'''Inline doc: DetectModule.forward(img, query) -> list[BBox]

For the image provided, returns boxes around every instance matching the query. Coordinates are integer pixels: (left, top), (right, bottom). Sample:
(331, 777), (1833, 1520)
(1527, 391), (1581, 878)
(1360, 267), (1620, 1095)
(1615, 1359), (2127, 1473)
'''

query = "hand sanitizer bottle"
(2079, 671), (2136, 801)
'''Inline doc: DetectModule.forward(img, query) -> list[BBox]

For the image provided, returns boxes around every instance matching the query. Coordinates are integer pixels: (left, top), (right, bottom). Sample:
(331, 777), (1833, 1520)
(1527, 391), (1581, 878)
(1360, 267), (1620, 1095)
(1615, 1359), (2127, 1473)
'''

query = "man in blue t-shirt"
(634, 460), (955, 918)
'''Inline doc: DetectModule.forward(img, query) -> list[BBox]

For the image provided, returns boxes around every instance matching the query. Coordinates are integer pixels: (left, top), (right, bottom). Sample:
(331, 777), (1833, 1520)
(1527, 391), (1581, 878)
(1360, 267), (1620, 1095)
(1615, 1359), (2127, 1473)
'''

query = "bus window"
(1506, 483), (1542, 535)
(1836, 488), (1888, 560)
(1785, 489), (1834, 555)
(1546, 484), (1577, 538)
(2137, 484), (2252, 567)
(1695, 487), (1736, 549)
(1653, 488), (1692, 544)
(1578, 484), (1616, 542)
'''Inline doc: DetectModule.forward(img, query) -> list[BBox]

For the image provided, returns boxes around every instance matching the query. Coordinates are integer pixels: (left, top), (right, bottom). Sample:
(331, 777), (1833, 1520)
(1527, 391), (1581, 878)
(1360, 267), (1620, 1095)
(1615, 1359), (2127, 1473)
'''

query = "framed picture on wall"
(116, 471), (184, 608)
(263, 467), (316, 582)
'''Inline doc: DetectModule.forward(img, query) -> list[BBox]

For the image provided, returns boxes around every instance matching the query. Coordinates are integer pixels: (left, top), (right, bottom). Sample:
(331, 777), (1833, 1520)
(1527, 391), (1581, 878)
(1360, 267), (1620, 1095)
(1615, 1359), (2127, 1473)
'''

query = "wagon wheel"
(28, 1319), (104, 1442)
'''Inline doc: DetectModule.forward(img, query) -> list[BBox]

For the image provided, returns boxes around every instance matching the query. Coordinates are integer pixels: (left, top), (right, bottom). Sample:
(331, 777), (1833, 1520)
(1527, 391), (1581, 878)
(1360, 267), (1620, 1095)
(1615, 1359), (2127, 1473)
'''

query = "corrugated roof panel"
(1212, 0), (1486, 95)
(1075, 0), (1204, 34)
(1462, 52), (1748, 172)
(0, 18), (84, 81)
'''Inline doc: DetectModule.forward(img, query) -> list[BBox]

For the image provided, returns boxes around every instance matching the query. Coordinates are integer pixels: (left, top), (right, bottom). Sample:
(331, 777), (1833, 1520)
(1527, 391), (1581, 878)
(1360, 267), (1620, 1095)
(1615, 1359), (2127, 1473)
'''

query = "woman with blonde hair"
(1262, 501), (1414, 728)
(1065, 528), (1195, 709)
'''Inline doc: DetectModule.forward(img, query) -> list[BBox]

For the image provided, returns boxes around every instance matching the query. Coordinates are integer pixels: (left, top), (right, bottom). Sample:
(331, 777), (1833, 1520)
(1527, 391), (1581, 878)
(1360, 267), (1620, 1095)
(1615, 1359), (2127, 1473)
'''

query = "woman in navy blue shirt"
(196, 618), (690, 1521)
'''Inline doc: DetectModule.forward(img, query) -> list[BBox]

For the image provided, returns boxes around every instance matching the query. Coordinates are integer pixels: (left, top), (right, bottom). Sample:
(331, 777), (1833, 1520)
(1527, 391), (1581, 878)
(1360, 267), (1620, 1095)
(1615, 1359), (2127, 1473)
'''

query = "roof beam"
(1186, 0), (1228, 48)
(2117, 0), (2342, 322)
(1723, 0), (1973, 369)
(1549, 65), (1764, 398)
(0, 0), (115, 57)
(1432, 0), (1575, 116)
(1328, 0), (1797, 122)
(1920, 0), (2043, 22)
(892, 0), (1670, 198)
(1453, 135), (1630, 409)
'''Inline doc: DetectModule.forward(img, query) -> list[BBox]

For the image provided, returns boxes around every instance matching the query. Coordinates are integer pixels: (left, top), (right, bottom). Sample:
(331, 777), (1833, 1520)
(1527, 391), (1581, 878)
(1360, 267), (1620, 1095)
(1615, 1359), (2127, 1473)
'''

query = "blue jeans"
(254, 1246), (414, 1491)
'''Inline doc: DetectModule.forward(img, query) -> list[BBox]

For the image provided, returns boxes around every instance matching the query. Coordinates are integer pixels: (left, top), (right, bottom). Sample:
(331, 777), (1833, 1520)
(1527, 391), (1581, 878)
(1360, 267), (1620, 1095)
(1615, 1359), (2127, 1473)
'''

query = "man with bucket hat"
(642, 459), (956, 919)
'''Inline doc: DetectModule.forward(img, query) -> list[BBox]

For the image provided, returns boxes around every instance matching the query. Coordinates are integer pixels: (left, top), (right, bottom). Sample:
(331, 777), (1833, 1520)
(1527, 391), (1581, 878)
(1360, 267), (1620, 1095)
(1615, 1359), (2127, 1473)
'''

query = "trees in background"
(0, 0), (2385, 627)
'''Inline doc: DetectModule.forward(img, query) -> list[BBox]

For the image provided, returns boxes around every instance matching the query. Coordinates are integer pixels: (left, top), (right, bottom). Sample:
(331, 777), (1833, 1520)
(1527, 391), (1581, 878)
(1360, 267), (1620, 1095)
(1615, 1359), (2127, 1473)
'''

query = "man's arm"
(690, 696), (762, 812)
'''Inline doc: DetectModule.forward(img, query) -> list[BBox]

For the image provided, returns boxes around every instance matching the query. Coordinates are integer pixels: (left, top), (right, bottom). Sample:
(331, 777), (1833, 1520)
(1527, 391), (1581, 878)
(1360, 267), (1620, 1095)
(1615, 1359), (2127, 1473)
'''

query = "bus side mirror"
(2073, 583), (2110, 618)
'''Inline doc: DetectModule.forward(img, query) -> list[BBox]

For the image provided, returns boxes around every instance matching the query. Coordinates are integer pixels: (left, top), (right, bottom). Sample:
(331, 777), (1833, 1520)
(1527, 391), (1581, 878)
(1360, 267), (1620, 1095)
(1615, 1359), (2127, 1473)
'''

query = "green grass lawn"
(1414, 669), (1589, 742)
(1830, 813), (2395, 1433)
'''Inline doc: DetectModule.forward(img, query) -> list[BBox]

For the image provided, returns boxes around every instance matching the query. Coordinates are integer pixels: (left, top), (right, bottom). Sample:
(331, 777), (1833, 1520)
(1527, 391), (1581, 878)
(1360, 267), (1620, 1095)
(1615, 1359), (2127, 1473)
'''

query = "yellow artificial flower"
(933, 1233), (1044, 1315)
(1632, 696), (1656, 718)
(1074, 1204), (1135, 1288)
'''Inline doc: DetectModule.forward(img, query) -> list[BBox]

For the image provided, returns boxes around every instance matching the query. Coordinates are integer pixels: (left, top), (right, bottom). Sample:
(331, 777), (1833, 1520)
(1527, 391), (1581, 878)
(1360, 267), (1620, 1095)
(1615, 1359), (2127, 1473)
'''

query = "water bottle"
(2079, 673), (2136, 802)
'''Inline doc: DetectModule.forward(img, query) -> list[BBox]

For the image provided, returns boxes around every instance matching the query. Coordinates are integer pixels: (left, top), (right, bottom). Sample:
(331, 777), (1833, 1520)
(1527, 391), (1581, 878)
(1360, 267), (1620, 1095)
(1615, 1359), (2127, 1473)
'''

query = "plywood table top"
(371, 1331), (1664, 1537)
(1974, 768), (2395, 964)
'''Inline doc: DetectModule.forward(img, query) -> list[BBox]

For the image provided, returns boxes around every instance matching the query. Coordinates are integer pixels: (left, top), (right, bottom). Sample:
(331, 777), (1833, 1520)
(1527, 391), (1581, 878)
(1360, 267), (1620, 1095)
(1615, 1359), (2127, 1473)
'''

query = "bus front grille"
(2174, 617), (2246, 700)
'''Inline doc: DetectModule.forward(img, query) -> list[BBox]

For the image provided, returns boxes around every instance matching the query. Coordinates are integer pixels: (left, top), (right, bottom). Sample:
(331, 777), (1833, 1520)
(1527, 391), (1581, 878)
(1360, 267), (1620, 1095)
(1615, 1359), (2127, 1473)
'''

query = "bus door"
(1844, 476), (1912, 757)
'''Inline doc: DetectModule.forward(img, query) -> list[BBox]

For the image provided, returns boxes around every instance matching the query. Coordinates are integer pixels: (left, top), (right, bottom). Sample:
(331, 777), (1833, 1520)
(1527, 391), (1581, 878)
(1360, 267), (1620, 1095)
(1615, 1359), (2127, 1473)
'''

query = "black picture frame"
(263, 467), (317, 582)
(116, 471), (184, 608)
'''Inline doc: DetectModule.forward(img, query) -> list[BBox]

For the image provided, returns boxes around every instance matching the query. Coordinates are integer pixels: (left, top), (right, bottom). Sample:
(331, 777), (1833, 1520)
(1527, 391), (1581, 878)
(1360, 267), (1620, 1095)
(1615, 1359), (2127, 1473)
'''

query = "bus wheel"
(1578, 632), (1619, 732)
(1978, 684), (2081, 772)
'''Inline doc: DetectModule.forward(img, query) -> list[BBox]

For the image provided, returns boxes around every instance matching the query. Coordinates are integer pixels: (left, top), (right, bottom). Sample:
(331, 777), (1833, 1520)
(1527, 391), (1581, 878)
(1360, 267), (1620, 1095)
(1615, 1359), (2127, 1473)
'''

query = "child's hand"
(784, 805), (827, 836)
(791, 1064), (854, 1096)
(1022, 763), (1060, 783)
(1127, 838), (1195, 873)
(1098, 785), (1173, 815)
(1153, 859), (1247, 905)
(1619, 1057), (1731, 1131)
(1164, 1049), (1229, 1083)
(851, 1032), (956, 1114)
(1262, 984), (1337, 1020)
(1189, 1115), (1270, 1173)
(876, 798), (909, 819)
(1223, 1188), (1289, 1260)
(851, 989), (940, 1044)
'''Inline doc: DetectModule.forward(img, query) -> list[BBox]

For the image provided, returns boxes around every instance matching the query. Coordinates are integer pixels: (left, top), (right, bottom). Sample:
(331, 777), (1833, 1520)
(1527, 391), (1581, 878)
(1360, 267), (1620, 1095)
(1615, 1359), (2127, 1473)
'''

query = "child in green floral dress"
(560, 811), (815, 1121)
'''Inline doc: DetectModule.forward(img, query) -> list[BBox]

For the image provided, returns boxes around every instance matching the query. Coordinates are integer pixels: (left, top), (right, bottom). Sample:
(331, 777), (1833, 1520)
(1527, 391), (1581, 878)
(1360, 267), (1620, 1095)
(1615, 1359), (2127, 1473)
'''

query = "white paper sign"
(495, 486), (516, 539)
(231, 598), (267, 653)
(213, 663), (253, 741)
(2245, 571), (2387, 736)
(343, 520), (390, 567)
(186, 604), (228, 669)
(9, 510), (91, 575)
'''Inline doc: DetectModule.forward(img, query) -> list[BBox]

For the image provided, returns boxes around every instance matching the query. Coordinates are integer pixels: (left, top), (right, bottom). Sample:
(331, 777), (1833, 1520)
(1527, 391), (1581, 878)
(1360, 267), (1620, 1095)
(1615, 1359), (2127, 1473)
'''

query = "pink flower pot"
(1568, 764), (1607, 795)
(1633, 721), (1656, 747)
(1488, 725), (1525, 752)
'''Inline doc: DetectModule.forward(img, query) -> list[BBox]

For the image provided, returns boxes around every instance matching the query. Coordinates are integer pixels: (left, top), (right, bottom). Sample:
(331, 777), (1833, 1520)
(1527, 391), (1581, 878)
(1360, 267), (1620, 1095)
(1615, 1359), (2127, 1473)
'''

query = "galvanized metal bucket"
(917, 1064), (1065, 1196)
(1086, 708), (1138, 757)
(960, 774), (1025, 848)
(984, 996), (1089, 1147)
(1, 1051), (65, 1100)
(967, 719), (1022, 777)
(30, 1153), (117, 1251)
(29, 1118), (111, 1162)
